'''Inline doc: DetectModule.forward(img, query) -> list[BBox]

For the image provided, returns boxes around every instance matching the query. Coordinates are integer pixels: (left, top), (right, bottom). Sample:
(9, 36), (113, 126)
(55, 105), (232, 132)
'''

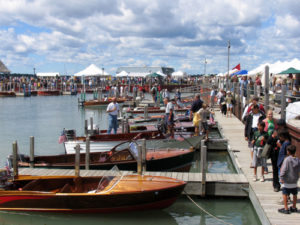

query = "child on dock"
(278, 145), (300, 214)
(252, 121), (268, 182)
(195, 103), (214, 139)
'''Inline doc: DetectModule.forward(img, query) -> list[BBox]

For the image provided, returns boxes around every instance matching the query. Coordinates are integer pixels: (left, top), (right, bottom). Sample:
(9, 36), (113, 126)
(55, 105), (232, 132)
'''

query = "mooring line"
(184, 191), (233, 225)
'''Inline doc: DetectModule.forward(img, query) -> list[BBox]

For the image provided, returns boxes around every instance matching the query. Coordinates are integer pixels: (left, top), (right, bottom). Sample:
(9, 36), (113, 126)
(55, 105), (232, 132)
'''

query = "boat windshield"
(95, 165), (123, 193)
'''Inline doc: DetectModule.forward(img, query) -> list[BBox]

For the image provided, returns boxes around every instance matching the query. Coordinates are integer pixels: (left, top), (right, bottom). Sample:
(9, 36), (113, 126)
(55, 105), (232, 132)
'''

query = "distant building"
(0, 60), (10, 74)
(116, 66), (174, 77)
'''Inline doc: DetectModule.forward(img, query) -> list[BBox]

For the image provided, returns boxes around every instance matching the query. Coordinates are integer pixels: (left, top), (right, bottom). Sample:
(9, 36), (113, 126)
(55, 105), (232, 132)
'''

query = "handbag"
(261, 143), (271, 158)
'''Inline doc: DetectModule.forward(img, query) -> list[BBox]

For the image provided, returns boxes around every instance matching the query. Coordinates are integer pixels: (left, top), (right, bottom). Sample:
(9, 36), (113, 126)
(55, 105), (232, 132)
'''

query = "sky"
(0, 0), (300, 75)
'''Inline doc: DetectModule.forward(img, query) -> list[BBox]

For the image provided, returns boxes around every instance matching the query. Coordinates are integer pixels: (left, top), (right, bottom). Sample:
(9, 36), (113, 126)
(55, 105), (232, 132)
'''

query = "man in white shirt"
(164, 98), (175, 138)
(106, 97), (119, 134)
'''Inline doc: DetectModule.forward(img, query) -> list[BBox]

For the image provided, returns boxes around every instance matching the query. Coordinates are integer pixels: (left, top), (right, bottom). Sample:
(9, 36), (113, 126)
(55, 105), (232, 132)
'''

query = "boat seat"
(59, 183), (72, 193)
(22, 179), (43, 191)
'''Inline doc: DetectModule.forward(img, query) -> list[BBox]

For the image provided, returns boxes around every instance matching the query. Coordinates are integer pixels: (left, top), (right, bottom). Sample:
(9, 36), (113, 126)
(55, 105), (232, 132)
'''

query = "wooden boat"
(12, 142), (195, 172)
(0, 91), (16, 97)
(127, 107), (189, 114)
(0, 172), (186, 213)
(83, 97), (132, 107)
(64, 131), (164, 154)
(37, 90), (61, 96)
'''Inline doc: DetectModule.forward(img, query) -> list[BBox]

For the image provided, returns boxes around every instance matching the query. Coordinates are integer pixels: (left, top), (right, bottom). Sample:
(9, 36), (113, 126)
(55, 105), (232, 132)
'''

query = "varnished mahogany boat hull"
(37, 90), (61, 96)
(17, 149), (194, 172)
(0, 175), (185, 213)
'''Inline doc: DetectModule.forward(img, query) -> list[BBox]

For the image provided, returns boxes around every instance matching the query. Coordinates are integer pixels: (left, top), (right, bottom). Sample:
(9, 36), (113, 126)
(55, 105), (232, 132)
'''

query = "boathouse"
(0, 60), (10, 74)
(116, 66), (174, 77)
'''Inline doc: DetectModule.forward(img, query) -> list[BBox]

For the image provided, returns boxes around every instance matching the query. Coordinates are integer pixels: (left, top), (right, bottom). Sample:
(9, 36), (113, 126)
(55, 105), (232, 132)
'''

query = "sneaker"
(289, 207), (298, 213)
(278, 208), (290, 214)
(260, 176), (265, 182)
(253, 176), (258, 181)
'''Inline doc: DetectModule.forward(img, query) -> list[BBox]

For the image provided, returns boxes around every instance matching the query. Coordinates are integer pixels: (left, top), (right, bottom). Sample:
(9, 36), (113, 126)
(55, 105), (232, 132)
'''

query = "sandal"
(278, 208), (290, 214)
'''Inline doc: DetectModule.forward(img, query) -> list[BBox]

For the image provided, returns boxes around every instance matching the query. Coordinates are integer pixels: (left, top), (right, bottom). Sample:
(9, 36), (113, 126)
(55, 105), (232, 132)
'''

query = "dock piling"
(12, 141), (18, 177)
(137, 144), (143, 175)
(144, 106), (148, 119)
(85, 137), (90, 170)
(281, 85), (287, 120)
(264, 66), (269, 112)
(84, 119), (88, 136)
(141, 139), (147, 171)
(75, 144), (81, 176)
(200, 140), (207, 197)
(90, 117), (93, 134)
(29, 136), (34, 168)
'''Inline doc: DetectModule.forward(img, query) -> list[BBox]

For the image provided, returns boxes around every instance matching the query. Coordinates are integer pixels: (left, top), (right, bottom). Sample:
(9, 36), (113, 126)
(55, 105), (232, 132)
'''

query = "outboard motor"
(65, 129), (76, 141)
(0, 168), (12, 190)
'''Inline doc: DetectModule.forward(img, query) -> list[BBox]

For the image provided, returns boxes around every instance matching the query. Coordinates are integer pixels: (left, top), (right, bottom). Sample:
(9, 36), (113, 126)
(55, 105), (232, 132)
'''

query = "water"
(0, 197), (261, 225)
(0, 95), (261, 224)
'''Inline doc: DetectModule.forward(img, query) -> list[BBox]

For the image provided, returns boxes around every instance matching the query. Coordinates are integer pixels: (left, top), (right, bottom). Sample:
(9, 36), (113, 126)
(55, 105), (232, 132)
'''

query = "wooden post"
(246, 83), (250, 106)
(144, 105), (148, 119)
(125, 118), (129, 133)
(12, 141), (18, 177)
(141, 139), (147, 171)
(85, 137), (90, 170)
(84, 119), (88, 136)
(29, 136), (34, 168)
(137, 145), (142, 175)
(90, 117), (93, 134)
(200, 140), (207, 197)
(237, 86), (241, 120)
(75, 144), (81, 177)
(254, 84), (258, 98)
(264, 66), (270, 112)
(281, 85), (287, 120)
(121, 119), (125, 133)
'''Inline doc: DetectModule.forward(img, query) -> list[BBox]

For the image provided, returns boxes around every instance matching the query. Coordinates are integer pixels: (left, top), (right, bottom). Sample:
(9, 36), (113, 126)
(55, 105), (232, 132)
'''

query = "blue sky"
(0, 0), (300, 75)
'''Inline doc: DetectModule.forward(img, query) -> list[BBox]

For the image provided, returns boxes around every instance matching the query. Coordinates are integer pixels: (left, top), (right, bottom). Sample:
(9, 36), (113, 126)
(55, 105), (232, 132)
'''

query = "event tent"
(37, 72), (60, 77)
(248, 58), (300, 75)
(74, 64), (109, 76)
(279, 67), (300, 74)
(116, 70), (129, 77)
(171, 71), (187, 77)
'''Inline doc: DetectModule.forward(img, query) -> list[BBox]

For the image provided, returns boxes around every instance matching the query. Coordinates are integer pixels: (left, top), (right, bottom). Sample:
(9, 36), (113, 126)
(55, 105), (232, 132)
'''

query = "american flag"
(58, 129), (67, 144)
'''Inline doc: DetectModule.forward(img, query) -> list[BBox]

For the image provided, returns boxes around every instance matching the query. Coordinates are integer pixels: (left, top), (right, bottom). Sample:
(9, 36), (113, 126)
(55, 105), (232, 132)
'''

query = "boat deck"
(18, 168), (248, 197)
(214, 110), (300, 225)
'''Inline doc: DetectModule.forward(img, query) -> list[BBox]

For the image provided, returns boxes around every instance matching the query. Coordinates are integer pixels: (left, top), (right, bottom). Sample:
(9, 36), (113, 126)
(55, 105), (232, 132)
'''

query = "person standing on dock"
(190, 94), (203, 135)
(244, 105), (266, 165)
(278, 145), (300, 214)
(164, 97), (175, 139)
(106, 97), (119, 134)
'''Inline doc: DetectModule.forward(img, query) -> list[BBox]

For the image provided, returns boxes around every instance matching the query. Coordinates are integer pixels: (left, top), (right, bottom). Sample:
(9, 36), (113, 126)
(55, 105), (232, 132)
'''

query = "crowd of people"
(239, 96), (300, 214)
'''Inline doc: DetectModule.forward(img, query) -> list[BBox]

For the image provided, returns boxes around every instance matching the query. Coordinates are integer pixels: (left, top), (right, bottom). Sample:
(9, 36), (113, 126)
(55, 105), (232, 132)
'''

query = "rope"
(184, 191), (233, 225)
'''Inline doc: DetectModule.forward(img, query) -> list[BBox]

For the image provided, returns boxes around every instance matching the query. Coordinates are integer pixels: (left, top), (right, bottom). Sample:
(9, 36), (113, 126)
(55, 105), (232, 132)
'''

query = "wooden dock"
(215, 111), (300, 225)
(18, 168), (248, 197)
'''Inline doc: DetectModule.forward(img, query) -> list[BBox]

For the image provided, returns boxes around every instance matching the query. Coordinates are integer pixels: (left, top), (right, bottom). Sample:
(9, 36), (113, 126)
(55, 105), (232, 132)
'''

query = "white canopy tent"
(37, 72), (60, 77)
(156, 71), (167, 77)
(248, 58), (300, 86)
(171, 71), (187, 78)
(74, 64), (109, 76)
(116, 70), (129, 77)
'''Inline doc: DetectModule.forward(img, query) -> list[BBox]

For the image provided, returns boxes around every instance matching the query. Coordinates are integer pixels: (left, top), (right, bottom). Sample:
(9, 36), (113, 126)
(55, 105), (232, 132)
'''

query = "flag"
(58, 130), (67, 144)
(232, 64), (240, 71)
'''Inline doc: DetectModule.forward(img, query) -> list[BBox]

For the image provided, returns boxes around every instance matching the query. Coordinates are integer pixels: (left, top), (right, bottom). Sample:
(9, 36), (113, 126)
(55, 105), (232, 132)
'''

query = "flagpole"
(204, 58), (207, 75)
(227, 40), (230, 91)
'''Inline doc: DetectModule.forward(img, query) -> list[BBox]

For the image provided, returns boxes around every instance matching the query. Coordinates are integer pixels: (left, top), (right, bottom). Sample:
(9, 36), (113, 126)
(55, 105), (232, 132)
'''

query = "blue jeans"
(107, 114), (118, 134)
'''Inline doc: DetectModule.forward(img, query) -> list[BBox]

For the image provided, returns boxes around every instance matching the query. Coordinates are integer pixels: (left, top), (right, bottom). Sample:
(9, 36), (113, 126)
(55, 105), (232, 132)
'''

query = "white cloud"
(0, 0), (299, 74)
